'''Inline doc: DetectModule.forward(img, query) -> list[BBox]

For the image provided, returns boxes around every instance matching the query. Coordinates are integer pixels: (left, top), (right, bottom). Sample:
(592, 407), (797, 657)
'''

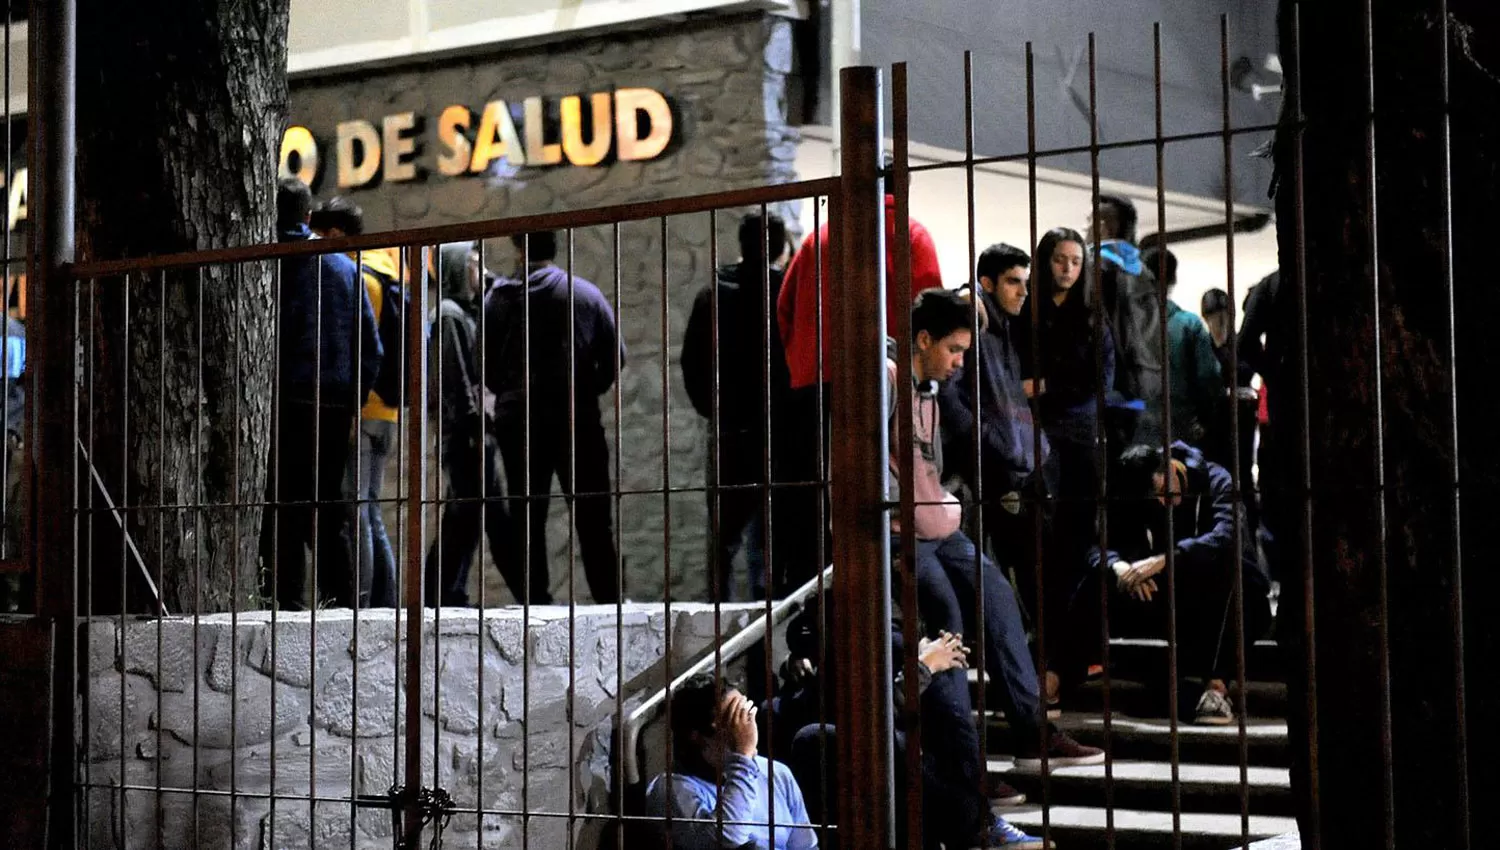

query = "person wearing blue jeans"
(891, 289), (1103, 769)
(348, 419), (398, 607)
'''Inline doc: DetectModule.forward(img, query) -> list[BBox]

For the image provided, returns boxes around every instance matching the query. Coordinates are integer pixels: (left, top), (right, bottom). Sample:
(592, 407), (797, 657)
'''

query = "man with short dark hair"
(261, 178), (383, 609)
(483, 231), (624, 603)
(1087, 441), (1272, 724)
(681, 212), (791, 600)
(893, 288), (1103, 769)
(1141, 245), (1223, 447)
(645, 673), (816, 850)
(1088, 194), (1165, 448)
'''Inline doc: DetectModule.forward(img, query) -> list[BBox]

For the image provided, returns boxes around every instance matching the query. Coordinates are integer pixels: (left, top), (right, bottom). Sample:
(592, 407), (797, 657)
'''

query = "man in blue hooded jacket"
(260, 178), (383, 610)
(1087, 195), (1165, 450)
(483, 231), (624, 604)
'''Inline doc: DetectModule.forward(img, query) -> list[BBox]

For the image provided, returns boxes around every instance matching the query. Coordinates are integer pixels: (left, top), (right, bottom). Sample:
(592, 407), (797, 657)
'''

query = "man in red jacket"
(769, 195), (943, 595)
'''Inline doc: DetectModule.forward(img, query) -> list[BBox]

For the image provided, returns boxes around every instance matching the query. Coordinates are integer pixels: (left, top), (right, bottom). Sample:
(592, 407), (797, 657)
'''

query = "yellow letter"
(436, 105), (473, 177)
(336, 120), (382, 188)
(382, 112), (420, 183)
(524, 96), (563, 166)
(279, 126), (320, 186)
(561, 94), (612, 167)
(5, 168), (26, 233)
(614, 88), (674, 162)
(470, 100), (527, 173)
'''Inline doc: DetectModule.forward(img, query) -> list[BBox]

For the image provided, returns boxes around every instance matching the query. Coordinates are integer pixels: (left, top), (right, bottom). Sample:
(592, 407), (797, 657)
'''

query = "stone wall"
(80, 604), (758, 850)
(288, 13), (804, 605)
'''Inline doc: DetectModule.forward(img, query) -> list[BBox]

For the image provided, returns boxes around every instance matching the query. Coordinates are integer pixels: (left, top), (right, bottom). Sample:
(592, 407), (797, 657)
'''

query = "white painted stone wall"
(79, 604), (757, 850)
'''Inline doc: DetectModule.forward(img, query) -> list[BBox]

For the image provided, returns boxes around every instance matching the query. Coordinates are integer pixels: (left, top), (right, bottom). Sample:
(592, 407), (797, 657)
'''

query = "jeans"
(898, 530), (1044, 745)
(710, 431), (769, 601)
(494, 407), (618, 604)
(347, 419), (398, 608)
(260, 401), (363, 609)
(425, 428), (515, 606)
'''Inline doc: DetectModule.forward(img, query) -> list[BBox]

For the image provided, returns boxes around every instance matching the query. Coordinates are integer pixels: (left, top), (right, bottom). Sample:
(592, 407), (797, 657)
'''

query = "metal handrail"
(621, 564), (834, 786)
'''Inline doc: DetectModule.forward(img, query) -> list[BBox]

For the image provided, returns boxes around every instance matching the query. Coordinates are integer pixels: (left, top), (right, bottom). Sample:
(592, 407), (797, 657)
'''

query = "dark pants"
(494, 407), (618, 604)
(774, 386), (831, 596)
(898, 530), (1044, 745)
(709, 430), (768, 602)
(788, 669), (989, 850)
(260, 400), (364, 609)
(425, 429), (515, 606)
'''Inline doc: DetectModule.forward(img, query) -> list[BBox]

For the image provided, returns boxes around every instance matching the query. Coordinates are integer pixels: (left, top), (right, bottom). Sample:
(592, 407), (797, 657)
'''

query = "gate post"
(25, 0), (79, 848)
(830, 66), (895, 849)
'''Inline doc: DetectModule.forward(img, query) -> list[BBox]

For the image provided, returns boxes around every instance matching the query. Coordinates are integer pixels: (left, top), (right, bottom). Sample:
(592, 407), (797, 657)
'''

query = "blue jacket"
(1087, 441), (1268, 593)
(645, 754), (817, 849)
(939, 288), (1050, 494)
(276, 224), (382, 405)
(482, 263), (625, 419)
(1013, 291), (1116, 448)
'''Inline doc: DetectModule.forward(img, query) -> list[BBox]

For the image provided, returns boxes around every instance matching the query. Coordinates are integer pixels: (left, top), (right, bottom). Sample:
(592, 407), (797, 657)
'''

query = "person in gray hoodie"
(482, 232), (625, 604)
(424, 241), (518, 606)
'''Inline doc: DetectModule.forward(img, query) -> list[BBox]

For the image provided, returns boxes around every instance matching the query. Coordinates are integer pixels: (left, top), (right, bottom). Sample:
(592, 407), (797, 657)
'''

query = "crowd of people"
(260, 175), (1281, 848)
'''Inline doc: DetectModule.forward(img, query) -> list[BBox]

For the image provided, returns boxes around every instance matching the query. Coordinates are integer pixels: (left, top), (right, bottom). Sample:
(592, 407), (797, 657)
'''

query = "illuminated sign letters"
(280, 88), (677, 190)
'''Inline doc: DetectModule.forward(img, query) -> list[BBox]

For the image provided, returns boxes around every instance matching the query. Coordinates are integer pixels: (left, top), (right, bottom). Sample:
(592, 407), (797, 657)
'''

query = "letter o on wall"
(280, 126), (320, 187)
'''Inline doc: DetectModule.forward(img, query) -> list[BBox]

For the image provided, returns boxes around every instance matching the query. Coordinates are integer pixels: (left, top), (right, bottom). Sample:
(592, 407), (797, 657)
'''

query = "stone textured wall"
(80, 604), (758, 850)
(288, 13), (804, 605)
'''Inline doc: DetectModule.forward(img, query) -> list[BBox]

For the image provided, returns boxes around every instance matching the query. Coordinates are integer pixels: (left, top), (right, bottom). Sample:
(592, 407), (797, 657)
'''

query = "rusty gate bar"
(26, 1), (78, 849)
(400, 241), (428, 848)
(830, 65), (894, 850)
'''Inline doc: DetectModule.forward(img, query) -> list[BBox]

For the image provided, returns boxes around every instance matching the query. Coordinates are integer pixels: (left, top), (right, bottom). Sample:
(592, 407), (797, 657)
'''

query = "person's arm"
(1237, 282), (1270, 380)
(481, 294), (508, 398)
(1100, 316), (1118, 392)
(935, 364), (978, 480)
(681, 289), (715, 419)
(590, 290), (624, 395)
(1175, 464), (1241, 571)
(358, 272), (384, 400)
(645, 761), (766, 850)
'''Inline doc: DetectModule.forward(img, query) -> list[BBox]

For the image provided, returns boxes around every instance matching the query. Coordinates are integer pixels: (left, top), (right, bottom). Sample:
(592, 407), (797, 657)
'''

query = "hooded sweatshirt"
(430, 243), (485, 443)
(886, 339), (961, 541)
(1090, 239), (1164, 443)
(778, 197), (943, 390)
(276, 223), (383, 406)
(355, 248), (404, 423)
(482, 263), (625, 420)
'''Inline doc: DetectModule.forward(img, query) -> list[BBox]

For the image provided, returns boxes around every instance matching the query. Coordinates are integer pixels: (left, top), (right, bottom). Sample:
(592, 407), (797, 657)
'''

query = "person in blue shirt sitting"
(646, 673), (816, 850)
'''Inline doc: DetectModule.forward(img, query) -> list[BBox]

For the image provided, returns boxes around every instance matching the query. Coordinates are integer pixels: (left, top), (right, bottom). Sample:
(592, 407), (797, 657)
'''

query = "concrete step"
(1050, 713), (1289, 769)
(1107, 637), (1283, 684)
(1001, 804), (1298, 850)
(990, 757), (1294, 818)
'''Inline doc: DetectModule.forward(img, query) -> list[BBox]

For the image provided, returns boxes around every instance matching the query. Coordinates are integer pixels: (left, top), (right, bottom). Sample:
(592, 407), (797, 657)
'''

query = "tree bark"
(76, 1), (290, 613)
(1275, 0), (1496, 846)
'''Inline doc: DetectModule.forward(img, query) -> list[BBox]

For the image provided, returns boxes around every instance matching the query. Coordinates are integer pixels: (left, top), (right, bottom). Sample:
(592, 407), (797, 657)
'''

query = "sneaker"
(1194, 684), (1235, 726)
(974, 815), (1052, 849)
(1012, 728), (1106, 770)
(986, 778), (1027, 807)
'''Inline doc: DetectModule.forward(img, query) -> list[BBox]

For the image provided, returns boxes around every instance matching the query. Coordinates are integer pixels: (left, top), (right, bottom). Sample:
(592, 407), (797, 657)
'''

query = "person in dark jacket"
(939, 244), (1075, 707)
(1085, 441), (1272, 725)
(260, 178), (383, 610)
(483, 231), (624, 604)
(1141, 245), (1222, 448)
(1087, 195), (1165, 449)
(681, 212), (790, 601)
(1200, 288), (1261, 534)
(424, 241), (517, 606)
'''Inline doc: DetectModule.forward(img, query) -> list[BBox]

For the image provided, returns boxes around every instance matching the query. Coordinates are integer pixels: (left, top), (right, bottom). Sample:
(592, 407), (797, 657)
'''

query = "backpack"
(366, 265), (410, 408)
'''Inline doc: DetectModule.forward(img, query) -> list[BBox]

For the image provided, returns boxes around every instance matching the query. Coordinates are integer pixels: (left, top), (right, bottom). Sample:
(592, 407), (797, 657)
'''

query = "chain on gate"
(357, 784), (458, 849)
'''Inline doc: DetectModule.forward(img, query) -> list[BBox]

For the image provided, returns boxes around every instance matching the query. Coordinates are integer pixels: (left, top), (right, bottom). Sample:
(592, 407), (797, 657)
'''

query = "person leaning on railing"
(645, 673), (817, 850)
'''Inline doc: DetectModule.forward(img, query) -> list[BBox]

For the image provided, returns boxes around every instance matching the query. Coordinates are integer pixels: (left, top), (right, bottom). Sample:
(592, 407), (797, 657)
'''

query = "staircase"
(972, 638), (1298, 850)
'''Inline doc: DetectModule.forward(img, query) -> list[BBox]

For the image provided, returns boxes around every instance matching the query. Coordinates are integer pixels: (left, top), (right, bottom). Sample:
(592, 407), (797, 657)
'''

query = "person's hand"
(719, 694), (759, 757)
(782, 657), (815, 687)
(1117, 555), (1166, 601)
(918, 631), (970, 674)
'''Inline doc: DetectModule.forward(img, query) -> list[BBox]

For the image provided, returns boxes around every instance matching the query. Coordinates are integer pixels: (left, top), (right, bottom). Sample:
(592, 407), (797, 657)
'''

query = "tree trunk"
(1275, 0), (1495, 846)
(76, 1), (290, 613)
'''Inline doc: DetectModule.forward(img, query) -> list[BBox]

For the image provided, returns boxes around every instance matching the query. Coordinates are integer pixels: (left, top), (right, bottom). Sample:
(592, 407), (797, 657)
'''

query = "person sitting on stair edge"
(890, 288), (1104, 770)
(1086, 441), (1273, 725)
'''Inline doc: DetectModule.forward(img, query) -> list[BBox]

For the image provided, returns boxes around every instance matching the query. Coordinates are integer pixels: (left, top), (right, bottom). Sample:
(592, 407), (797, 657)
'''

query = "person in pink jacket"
(891, 289), (1103, 769)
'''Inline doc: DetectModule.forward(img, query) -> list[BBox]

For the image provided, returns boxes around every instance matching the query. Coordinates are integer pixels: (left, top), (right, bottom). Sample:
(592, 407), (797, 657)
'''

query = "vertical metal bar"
(118, 274), (131, 850)
(26, 0), (79, 843)
(1359, 0), (1397, 842)
(610, 222), (625, 850)
(659, 213), (675, 850)
(432, 245), (444, 800)
(810, 195), (829, 846)
(520, 231), (532, 850)
(269, 250), (282, 844)
(889, 61), (922, 850)
(708, 208), (726, 841)
(1435, 3), (1472, 845)
(476, 236), (488, 846)
(156, 270), (168, 844)
(831, 64), (893, 850)
(1287, 7), (1323, 846)
(1085, 33), (1117, 850)
(349, 248), (364, 850)
(1217, 17), (1252, 850)
(566, 227), (578, 850)
(193, 266), (206, 844)
(1153, 23), (1183, 849)
(230, 261), (243, 848)
(1023, 40), (1054, 841)
(401, 243), (429, 847)
(757, 200), (778, 850)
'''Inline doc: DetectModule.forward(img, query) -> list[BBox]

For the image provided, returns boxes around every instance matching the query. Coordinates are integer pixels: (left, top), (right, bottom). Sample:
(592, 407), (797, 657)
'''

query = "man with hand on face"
(1087, 441), (1272, 725)
(646, 674), (817, 850)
